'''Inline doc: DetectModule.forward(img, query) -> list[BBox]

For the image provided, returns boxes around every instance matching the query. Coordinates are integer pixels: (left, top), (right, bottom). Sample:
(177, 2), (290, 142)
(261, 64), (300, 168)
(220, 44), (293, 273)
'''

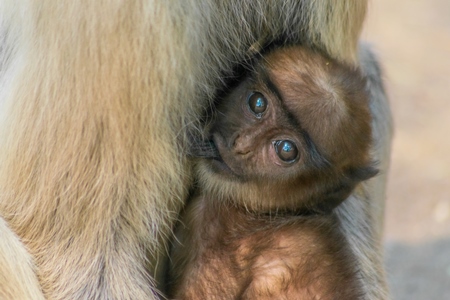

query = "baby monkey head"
(193, 46), (377, 213)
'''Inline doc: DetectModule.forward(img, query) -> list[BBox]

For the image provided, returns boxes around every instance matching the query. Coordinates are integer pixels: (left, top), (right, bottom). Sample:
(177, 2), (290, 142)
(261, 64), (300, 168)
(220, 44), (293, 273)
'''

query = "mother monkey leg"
(0, 1), (390, 299)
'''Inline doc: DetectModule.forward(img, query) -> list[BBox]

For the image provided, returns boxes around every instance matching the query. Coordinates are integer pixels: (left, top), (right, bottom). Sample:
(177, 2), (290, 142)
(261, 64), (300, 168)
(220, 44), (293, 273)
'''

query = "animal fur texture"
(167, 45), (382, 300)
(0, 1), (390, 299)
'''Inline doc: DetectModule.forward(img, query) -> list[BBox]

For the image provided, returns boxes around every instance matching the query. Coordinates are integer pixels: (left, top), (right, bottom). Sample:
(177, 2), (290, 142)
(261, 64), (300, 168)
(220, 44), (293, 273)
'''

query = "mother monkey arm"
(0, 1), (389, 299)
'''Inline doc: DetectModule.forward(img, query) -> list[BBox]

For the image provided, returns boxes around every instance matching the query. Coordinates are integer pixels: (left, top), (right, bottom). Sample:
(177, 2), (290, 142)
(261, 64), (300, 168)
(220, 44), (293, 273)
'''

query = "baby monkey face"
(209, 76), (309, 182)
(195, 46), (375, 205)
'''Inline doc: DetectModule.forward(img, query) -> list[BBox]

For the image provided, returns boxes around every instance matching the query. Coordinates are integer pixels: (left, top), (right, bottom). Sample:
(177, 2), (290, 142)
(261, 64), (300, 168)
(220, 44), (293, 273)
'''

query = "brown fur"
(0, 1), (390, 299)
(170, 200), (363, 300)
(167, 46), (375, 299)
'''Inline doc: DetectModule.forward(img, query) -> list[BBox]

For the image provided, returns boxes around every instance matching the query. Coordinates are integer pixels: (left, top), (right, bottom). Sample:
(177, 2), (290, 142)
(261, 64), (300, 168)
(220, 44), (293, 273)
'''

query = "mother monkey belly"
(0, 1), (390, 299)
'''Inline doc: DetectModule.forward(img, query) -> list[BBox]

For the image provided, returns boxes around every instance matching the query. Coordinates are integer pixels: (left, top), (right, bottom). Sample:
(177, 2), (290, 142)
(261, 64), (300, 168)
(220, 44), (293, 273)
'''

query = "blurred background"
(363, 0), (450, 299)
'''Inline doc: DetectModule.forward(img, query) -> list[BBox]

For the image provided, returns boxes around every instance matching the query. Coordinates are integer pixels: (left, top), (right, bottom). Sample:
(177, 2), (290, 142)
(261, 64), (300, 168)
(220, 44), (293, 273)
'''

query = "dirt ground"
(363, 0), (450, 299)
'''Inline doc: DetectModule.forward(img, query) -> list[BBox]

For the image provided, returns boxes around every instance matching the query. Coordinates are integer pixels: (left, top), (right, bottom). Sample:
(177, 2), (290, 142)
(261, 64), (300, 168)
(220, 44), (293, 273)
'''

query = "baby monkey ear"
(309, 164), (379, 215)
(347, 164), (379, 182)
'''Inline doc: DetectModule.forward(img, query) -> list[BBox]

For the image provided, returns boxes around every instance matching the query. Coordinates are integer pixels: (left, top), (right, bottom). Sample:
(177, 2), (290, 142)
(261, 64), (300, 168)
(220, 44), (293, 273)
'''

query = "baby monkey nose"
(232, 133), (253, 156)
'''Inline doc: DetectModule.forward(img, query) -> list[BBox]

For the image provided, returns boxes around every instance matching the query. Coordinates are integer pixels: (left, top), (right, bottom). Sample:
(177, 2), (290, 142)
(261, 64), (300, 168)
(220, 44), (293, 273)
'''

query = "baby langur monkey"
(167, 46), (377, 299)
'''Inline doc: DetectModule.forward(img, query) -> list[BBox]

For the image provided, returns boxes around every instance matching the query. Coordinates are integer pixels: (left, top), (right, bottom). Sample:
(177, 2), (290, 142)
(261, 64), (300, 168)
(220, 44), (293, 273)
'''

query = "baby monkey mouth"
(188, 137), (221, 160)
(188, 132), (240, 178)
(188, 131), (223, 162)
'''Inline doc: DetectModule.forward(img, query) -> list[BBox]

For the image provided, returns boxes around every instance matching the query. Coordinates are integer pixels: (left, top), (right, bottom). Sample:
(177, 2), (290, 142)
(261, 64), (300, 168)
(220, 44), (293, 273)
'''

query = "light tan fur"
(0, 218), (45, 299)
(0, 1), (389, 299)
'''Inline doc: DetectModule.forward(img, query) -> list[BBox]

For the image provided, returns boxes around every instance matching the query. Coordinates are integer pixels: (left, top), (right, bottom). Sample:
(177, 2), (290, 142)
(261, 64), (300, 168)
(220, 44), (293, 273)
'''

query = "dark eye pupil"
(248, 92), (267, 116)
(274, 140), (298, 163)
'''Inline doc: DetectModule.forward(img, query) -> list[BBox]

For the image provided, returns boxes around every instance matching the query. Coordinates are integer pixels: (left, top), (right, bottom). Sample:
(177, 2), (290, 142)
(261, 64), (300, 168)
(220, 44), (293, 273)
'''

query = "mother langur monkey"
(0, 1), (391, 300)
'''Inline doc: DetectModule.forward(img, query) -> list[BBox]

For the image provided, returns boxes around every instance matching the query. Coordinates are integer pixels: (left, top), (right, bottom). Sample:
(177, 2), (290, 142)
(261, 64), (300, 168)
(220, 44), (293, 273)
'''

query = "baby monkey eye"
(274, 140), (299, 163)
(247, 92), (267, 116)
